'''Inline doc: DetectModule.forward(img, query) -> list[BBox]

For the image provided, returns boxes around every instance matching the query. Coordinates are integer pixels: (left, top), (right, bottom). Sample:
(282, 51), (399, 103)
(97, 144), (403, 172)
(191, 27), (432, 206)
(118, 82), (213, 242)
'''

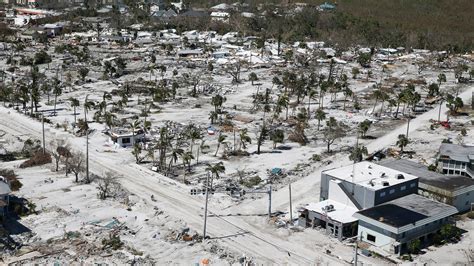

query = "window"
(389, 189), (395, 194)
(380, 192), (386, 197)
(122, 138), (131, 144)
(401, 185), (406, 191)
(367, 234), (376, 242)
(410, 183), (416, 188)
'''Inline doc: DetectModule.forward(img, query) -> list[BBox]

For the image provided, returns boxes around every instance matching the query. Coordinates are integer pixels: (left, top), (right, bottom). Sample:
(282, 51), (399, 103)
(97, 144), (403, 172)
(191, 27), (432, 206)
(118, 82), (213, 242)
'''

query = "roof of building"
(379, 159), (474, 192)
(439, 143), (474, 163)
(354, 194), (458, 233)
(0, 181), (11, 195)
(323, 161), (418, 191)
(306, 199), (358, 224)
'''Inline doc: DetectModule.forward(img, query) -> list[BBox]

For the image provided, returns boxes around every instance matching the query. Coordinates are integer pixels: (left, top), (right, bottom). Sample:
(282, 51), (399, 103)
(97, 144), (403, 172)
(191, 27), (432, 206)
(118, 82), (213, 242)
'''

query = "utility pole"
(406, 116), (411, 139)
(289, 183), (293, 222)
(42, 113), (45, 154)
(354, 237), (358, 266)
(203, 172), (210, 240)
(86, 127), (89, 182)
(268, 185), (272, 218)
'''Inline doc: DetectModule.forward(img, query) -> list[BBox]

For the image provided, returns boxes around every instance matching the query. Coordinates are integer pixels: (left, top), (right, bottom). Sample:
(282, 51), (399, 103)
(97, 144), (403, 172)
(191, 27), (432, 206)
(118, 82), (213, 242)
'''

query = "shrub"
(467, 212), (474, 219)
(20, 151), (52, 168)
(102, 234), (124, 250)
(0, 169), (22, 191)
(242, 176), (262, 188)
(311, 154), (322, 162)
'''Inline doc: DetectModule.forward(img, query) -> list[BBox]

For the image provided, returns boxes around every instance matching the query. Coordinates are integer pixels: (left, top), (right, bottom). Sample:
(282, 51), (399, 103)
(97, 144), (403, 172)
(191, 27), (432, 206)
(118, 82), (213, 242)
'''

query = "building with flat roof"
(438, 143), (474, 178)
(354, 194), (457, 255)
(320, 161), (419, 209)
(379, 159), (474, 212)
(300, 162), (418, 240)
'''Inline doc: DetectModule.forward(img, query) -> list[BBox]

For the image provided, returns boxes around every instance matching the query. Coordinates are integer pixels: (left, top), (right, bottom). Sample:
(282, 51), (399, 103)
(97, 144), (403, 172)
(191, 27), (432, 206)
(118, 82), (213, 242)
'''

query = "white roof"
(324, 161), (418, 191)
(306, 200), (358, 224)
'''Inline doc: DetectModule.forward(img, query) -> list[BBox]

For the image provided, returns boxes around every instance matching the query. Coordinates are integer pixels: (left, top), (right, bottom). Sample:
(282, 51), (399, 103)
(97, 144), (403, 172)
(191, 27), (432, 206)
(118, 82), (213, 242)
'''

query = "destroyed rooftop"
(356, 194), (458, 228)
(324, 161), (418, 190)
(379, 159), (474, 192)
(439, 143), (474, 163)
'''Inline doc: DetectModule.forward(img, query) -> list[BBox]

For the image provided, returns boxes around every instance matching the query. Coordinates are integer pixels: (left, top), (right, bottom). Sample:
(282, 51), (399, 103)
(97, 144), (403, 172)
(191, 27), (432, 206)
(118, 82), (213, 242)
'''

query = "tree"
(225, 60), (243, 83)
(69, 97), (80, 125)
(343, 86), (353, 110)
(52, 79), (62, 116)
(68, 152), (85, 183)
(270, 129), (284, 148)
(97, 172), (120, 200)
(132, 144), (145, 164)
(396, 134), (409, 153)
(408, 239), (421, 254)
(239, 128), (252, 151)
(315, 108), (326, 131)
(205, 161), (225, 190)
(79, 67), (89, 82)
(248, 72), (258, 85)
(211, 94), (226, 114)
(438, 73), (447, 87)
(349, 145), (368, 162)
(181, 151), (194, 174)
(359, 119), (372, 138)
(357, 53), (371, 68)
(215, 133), (227, 157)
(351, 67), (360, 79)
(322, 117), (346, 153)
(256, 125), (268, 155)
(428, 83), (440, 98)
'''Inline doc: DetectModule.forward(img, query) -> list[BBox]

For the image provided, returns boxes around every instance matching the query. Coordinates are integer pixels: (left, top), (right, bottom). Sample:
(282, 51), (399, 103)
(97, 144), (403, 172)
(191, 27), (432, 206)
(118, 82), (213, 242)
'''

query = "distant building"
(380, 159), (474, 212)
(354, 194), (457, 255)
(210, 11), (229, 23)
(110, 128), (145, 147)
(437, 143), (474, 178)
(177, 49), (203, 58)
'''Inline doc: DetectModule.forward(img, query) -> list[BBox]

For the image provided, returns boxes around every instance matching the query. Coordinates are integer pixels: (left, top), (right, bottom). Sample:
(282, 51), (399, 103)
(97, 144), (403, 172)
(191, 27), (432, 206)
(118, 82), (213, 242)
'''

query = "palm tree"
(104, 111), (116, 129)
(270, 129), (284, 148)
(187, 125), (201, 153)
(168, 146), (183, 173)
(239, 128), (252, 150)
(315, 108), (326, 131)
(83, 96), (95, 122)
(277, 94), (289, 120)
(129, 119), (141, 144)
(205, 161), (225, 190)
(181, 151), (194, 173)
(209, 111), (218, 124)
(371, 87), (382, 114)
(343, 86), (353, 110)
(215, 133), (227, 156)
(396, 134), (409, 153)
(437, 73), (446, 87)
(248, 72), (258, 85)
(101, 92), (112, 115)
(69, 97), (80, 125)
(52, 80), (62, 116)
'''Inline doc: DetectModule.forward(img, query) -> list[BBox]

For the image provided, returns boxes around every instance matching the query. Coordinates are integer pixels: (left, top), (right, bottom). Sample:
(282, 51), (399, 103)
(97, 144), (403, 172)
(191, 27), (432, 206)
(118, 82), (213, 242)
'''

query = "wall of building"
(453, 191), (474, 213)
(373, 179), (418, 206)
(358, 223), (395, 250)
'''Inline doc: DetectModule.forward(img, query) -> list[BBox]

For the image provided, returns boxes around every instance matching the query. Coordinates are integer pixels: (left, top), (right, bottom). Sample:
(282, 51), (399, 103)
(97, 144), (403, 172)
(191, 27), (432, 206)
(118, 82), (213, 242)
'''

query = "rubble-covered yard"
(0, 160), (236, 265)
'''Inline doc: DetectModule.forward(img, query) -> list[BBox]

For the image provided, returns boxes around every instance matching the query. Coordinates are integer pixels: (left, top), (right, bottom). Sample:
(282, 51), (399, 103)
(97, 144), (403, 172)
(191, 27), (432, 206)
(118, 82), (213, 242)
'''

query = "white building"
(110, 128), (145, 148)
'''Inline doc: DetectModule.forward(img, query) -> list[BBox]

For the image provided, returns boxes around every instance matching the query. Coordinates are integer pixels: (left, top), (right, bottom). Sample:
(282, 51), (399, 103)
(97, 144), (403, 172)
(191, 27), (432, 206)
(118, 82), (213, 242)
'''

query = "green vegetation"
(183, 0), (474, 52)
